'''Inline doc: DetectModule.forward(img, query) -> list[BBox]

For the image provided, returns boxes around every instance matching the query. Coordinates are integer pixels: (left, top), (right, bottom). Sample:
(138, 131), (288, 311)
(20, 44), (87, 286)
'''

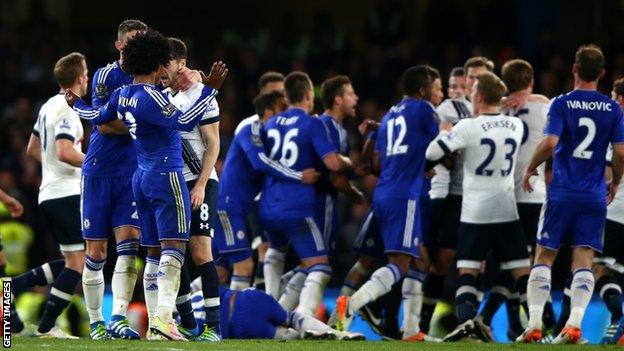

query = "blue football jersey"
(374, 98), (439, 200)
(316, 114), (350, 197)
(116, 83), (217, 172)
(82, 61), (136, 177)
(545, 90), (624, 202)
(259, 108), (338, 219)
(217, 116), (303, 214)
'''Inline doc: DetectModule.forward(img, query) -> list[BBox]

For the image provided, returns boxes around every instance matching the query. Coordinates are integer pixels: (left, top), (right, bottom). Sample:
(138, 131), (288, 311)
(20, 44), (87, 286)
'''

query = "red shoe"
(552, 326), (581, 344)
(403, 331), (441, 342)
(515, 328), (542, 343)
(335, 295), (352, 331)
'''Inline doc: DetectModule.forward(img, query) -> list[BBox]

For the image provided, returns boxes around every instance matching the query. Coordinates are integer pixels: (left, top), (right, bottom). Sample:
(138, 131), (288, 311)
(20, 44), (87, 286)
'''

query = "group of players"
(5, 18), (624, 345)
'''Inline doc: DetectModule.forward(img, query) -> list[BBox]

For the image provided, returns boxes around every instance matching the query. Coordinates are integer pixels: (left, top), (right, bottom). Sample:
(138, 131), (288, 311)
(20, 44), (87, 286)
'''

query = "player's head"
(502, 59), (534, 94)
(122, 30), (171, 84)
(573, 44), (605, 84)
(284, 71), (314, 112)
(448, 67), (467, 99)
(253, 90), (287, 121)
(471, 71), (507, 114)
(54, 52), (89, 97)
(258, 71), (285, 94)
(427, 67), (444, 106)
(116, 19), (147, 51)
(320, 75), (358, 118)
(401, 65), (439, 101)
(161, 37), (187, 88)
(612, 78), (624, 109)
(464, 56), (494, 95)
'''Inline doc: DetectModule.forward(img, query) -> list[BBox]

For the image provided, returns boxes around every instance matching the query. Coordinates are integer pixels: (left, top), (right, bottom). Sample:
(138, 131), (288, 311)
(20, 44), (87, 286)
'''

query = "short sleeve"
(311, 118), (338, 159)
(54, 112), (81, 142)
(544, 98), (564, 137)
(200, 98), (220, 126)
(610, 105), (624, 144)
(438, 119), (472, 153)
(436, 100), (461, 124)
(33, 113), (41, 136)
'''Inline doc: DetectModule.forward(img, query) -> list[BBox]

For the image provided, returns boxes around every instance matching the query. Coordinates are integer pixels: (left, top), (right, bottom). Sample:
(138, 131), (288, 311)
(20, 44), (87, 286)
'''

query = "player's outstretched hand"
(203, 61), (228, 90)
(174, 67), (202, 92)
(425, 168), (437, 180)
(2, 195), (23, 218)
(65, 90), (80, 107)
(522, 168), (537, 193)
(608, 182), (619, 205)
(190, 182), (206, 211)
(301, 168), (320, 184)
(500, 90), (529, 112)
(358, 119), (379, 136)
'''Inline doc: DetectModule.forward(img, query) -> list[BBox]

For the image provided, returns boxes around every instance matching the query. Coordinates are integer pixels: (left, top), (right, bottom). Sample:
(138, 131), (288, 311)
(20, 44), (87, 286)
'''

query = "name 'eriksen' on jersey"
(566, 100), (613, 111)
(480, 119), (518, 133)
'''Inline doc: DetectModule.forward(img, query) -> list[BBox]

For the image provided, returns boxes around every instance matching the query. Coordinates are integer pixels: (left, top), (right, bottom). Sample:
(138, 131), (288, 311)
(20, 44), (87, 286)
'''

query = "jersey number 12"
(386, 116), (408, 156)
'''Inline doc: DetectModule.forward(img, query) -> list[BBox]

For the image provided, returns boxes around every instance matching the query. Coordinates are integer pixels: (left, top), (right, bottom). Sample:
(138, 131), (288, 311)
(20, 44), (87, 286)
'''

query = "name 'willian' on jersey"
(82, 61), (136, 177)
(260, 107), (338, 219)
(374, 98), (439, 200)
(545, 89), (624, 202)
(218, 116), (303, 214)
(117, 83), (217, 172)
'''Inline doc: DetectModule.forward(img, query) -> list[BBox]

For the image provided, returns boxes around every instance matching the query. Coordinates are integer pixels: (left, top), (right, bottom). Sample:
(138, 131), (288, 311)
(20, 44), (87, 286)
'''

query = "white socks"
(143, 255), (160, 324)
(111, 249), (138, 317)
(288, 311), (331, 333)
(279, 267), (308, 311)
(402, 269), (425, 338)
(527, 265), (551, 330)
(156, 249), (184, 324)
(264, 248), (285, 299)
(567, 269), (595, 328)
(83, 256), (106, 323)
(298, 265), (331, 316)
(350, 263), (402, 313)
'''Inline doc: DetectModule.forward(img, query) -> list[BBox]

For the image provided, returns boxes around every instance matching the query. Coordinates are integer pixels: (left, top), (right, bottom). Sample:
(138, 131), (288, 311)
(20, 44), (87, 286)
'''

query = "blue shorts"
(261, 216), (327, 259)
(315, 193), (339, 253)
(81, 175), (139, 240)
(214, 209), (253, 264)
(229, 289), (287, 339)
(537, 199), (606, 252)
(352, 209), (385, 260)
(372, 197), (421, 258)
(133, 169), (191, 247)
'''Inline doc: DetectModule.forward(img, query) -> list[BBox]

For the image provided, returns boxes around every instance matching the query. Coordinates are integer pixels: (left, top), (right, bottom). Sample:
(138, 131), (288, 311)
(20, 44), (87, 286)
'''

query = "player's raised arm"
(0, 188), (23, 218)
(311, 118), (352, 172)
(143, 84), (217, 132)
(426, 119), (471, 164)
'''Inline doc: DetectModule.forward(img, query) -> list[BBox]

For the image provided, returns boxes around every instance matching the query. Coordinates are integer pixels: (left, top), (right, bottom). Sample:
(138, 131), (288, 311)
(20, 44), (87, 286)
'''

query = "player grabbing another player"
(18, 52), (87, 338)
(426, 71), (530, 342)
(80, 19), (146, 340)
(260, 71), (352, 314)
(518, 44), (624, 344)
(335, 65), (440, 339)
(159, 37), (226, 342)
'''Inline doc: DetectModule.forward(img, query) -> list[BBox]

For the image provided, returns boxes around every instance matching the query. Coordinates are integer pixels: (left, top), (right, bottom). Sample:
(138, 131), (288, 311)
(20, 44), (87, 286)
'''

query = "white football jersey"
(165, 83), (220, 182)
(435, 97), (473, 196)
(606, 145), (624, 224)
(502, 97), (549, 204)
(437, 114), (523, 223)
(33, 94), (83, 203)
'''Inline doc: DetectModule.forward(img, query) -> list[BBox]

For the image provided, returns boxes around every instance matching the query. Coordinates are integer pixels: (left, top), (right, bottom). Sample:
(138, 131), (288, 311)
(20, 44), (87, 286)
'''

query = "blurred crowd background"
(2, 0), (624, 286)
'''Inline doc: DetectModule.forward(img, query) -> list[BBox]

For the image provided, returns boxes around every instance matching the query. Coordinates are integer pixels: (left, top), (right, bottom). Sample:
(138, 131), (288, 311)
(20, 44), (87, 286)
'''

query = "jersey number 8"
(267, 128), (299, 167)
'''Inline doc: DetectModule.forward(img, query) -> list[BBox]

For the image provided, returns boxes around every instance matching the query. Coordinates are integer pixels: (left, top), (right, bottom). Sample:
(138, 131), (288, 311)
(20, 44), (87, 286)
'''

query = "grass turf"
(7, 338), (623, 350)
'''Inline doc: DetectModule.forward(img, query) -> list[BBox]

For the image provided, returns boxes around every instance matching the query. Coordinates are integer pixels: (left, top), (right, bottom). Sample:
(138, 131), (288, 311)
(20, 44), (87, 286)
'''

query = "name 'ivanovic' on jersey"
(565, 100), (613, 111)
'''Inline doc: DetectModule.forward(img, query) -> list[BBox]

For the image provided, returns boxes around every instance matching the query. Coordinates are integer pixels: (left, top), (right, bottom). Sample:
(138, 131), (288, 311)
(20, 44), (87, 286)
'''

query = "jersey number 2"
(572, 117), (596, 160)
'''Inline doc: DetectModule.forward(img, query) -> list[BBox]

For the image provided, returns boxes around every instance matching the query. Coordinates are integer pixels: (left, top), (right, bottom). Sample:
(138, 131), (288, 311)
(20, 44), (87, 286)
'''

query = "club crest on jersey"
(95, 84), (109, 98)
(161, 103), (176, 118)
(236, 230), (245, 240)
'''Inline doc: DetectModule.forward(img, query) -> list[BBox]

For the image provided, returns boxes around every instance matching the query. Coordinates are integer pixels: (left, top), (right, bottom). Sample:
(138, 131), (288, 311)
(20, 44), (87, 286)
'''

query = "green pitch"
(8, 338), (623, 350)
